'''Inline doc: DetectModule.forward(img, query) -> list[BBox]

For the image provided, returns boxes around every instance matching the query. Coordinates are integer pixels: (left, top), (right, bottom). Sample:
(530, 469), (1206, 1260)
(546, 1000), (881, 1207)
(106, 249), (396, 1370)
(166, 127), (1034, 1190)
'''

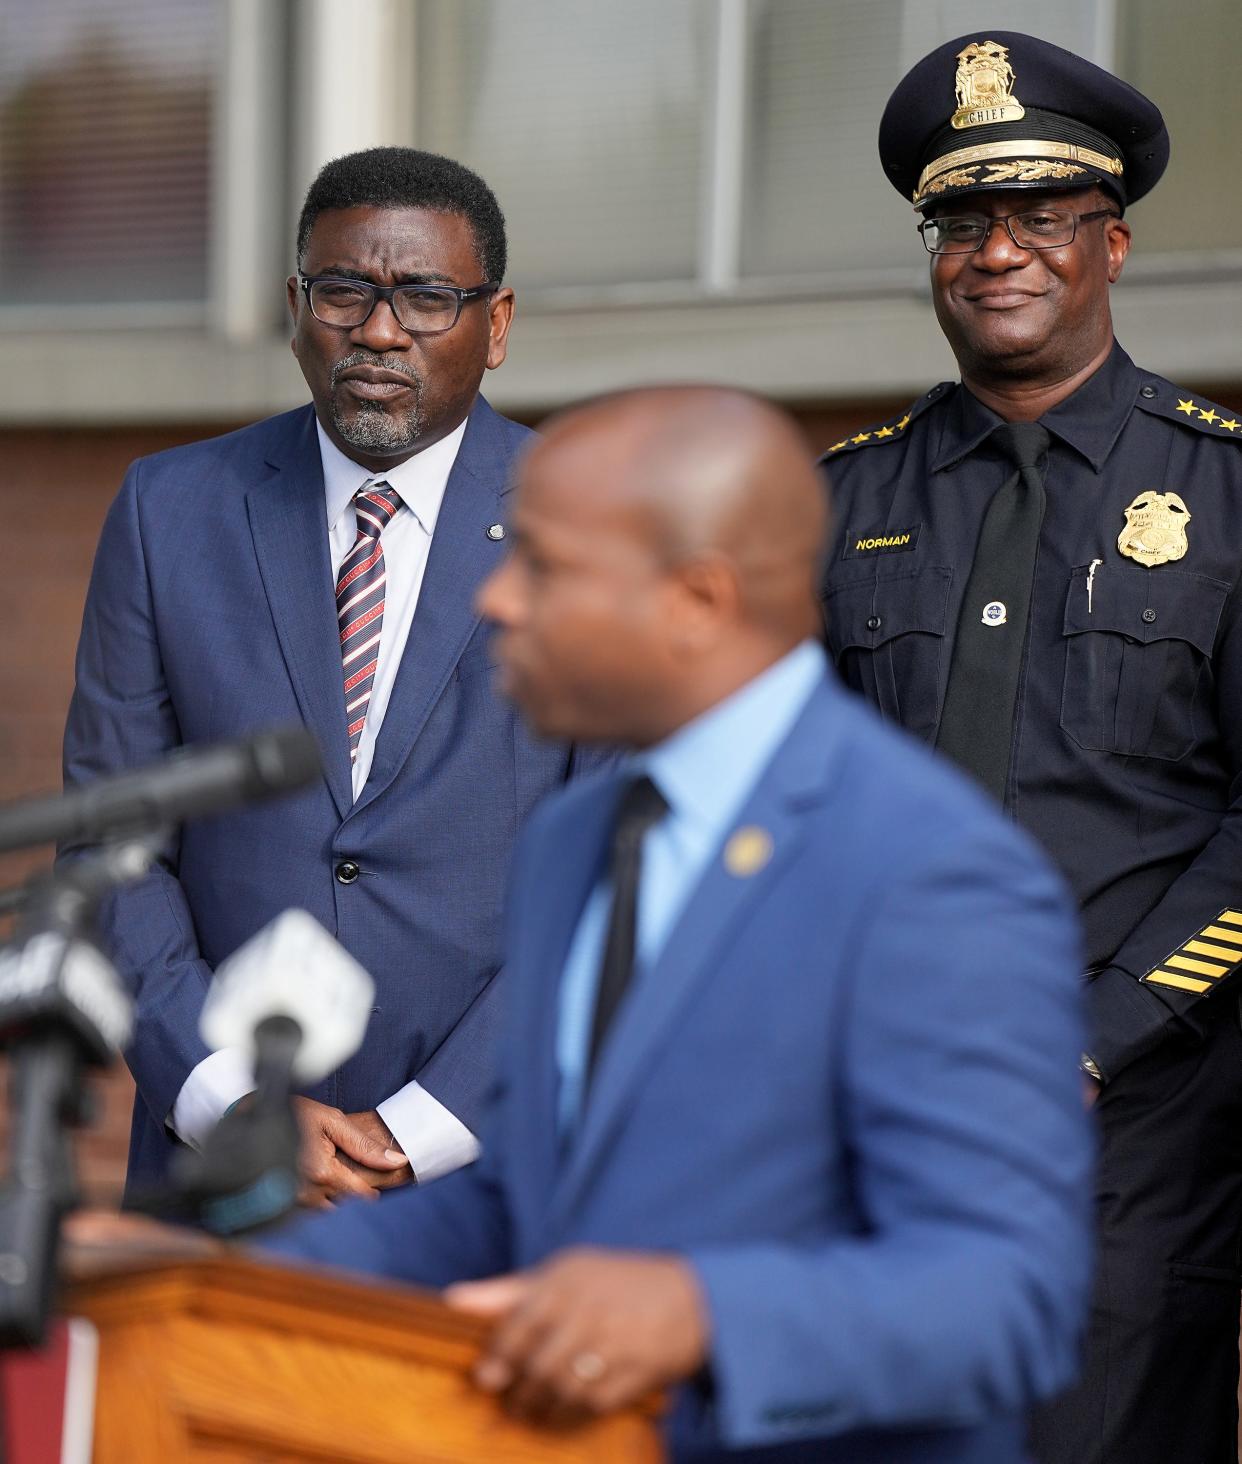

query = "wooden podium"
(62, 1249), (664, 1463)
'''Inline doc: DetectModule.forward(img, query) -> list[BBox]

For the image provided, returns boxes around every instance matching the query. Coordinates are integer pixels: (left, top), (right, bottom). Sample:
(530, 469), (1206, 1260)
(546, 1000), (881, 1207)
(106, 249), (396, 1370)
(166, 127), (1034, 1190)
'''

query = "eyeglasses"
(918, 207), (1119, 255)
(298, 274), (499, 332)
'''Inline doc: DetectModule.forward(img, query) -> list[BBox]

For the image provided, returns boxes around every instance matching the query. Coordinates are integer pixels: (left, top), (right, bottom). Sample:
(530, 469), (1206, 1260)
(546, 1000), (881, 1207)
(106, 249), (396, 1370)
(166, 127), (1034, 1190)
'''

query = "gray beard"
(329, 353), (425, 455)
(331, 393), (426, 455)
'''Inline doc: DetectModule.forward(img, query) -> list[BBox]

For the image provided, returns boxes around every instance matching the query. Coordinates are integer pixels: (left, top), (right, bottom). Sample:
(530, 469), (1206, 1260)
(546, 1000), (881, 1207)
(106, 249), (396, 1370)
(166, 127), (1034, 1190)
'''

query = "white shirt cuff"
(169, 1047), (255, 1150)
(377, 1081), (480, 1183)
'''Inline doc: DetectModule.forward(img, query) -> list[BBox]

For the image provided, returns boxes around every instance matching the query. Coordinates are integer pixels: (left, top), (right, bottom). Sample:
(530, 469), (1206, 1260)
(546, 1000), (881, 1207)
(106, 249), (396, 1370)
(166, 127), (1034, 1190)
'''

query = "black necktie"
(586, 774), (668, 1084)
(935, 421), (1049, 802)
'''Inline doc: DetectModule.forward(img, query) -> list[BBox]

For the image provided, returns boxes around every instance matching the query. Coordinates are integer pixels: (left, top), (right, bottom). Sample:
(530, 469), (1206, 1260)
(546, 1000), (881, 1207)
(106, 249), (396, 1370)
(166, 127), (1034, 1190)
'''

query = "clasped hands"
(292, 1096), (412, 1206)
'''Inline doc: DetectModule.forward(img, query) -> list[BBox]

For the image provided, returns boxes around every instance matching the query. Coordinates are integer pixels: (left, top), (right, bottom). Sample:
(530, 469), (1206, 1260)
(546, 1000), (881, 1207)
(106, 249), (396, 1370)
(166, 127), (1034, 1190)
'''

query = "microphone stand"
(0, 838), (156, 1349)
(139, 1013), (304, 1237)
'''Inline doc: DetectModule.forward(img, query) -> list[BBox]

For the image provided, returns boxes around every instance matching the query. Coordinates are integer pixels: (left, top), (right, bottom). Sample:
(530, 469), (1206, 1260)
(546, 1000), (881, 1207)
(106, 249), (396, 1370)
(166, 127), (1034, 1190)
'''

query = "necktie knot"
(353, 481), (403, 540)
(611, 774), (668, 853)
(991, 421), (1050, 472)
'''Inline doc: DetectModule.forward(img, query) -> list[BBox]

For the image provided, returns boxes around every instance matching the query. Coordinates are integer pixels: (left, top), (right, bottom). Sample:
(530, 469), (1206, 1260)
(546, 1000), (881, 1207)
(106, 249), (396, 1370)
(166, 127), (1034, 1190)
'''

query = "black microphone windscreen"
(0, 726), (323, 855)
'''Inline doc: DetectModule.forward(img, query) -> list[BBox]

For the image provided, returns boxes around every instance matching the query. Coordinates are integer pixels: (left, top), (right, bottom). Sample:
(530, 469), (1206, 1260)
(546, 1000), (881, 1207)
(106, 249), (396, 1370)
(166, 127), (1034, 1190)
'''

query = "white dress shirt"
(170, 416), (482, 1182)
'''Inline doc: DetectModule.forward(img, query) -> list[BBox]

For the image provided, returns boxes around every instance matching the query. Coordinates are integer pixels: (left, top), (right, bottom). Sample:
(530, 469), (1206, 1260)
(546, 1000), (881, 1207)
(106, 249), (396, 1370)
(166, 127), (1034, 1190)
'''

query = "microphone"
(199, 908), (376, 1087)
(0, 726), (322, 855)
(0, 846), (150, 1346)
(161, 911), (375, 1235)
(0, 930), (131, 1067)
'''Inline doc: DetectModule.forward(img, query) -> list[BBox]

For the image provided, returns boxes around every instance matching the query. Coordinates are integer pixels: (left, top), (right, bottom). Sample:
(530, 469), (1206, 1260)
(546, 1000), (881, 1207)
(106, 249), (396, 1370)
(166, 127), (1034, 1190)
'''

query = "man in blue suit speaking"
(63, 148), (597, 1200)
(266, 387), (1094, 1461)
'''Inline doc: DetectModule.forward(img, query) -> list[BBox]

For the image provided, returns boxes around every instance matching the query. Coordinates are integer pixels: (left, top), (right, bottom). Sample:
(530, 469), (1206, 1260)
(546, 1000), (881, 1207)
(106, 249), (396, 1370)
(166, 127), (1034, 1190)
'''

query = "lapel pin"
(724, 826), (773, 877)
(486, 523), (505, 542)
(981, 600), (1007, 626)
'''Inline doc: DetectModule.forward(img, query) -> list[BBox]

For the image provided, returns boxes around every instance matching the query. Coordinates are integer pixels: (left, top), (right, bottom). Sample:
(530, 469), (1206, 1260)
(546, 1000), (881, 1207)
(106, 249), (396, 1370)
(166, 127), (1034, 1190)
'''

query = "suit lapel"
(548, 680), (844, 1229)
(350, 400), (516, 817)
(246, 407), (354, 818)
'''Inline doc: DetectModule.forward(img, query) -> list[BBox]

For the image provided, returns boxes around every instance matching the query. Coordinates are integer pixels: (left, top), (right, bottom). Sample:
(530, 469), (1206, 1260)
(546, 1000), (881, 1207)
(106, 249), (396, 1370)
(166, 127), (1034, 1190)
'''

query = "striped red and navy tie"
(336, 481), (403, 765)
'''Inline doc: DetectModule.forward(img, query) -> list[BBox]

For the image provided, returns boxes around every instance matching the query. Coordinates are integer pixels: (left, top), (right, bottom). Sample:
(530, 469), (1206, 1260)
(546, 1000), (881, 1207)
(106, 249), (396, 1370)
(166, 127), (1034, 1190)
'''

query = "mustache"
(330, 352), (423, 388)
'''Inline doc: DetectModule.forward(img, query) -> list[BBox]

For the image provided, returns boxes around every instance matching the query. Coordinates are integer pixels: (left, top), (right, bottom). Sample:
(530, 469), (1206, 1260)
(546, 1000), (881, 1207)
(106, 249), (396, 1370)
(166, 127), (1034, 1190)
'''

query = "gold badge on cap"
(1117, 492), (1191, 567)
(724, 826), (773, 878)
(952, 40), (1026, 129)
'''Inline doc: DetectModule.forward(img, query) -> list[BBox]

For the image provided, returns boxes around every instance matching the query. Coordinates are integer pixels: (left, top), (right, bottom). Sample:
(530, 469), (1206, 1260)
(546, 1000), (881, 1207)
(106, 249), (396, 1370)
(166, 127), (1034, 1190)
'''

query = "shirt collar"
(636, 640), (827, 837)
(317, 415), (469, 537)
(931, 340), (1141, 474)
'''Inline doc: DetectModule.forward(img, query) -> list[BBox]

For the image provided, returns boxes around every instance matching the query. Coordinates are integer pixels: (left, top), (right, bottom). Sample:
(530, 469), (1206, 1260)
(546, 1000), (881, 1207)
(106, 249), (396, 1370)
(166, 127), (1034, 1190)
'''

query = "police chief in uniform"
(819, 32), (1242, 1464)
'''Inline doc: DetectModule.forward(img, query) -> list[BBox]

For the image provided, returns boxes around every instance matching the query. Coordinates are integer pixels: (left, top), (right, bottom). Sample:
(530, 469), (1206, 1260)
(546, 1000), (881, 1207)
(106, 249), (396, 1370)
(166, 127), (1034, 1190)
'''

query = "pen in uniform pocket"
(1087, 558), (1103, 614)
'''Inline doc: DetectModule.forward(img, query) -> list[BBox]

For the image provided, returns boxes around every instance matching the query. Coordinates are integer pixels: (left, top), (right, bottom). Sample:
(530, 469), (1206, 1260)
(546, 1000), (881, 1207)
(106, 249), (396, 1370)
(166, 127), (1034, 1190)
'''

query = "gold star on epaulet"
(1139, 382), (1242, 442)
(819, 388), (947, 461)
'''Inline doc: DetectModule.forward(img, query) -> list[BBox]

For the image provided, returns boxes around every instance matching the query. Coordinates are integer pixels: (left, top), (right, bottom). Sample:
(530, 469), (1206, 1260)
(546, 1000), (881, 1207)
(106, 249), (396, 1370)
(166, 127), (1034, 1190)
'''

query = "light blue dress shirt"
(556, 639), (828, 1130)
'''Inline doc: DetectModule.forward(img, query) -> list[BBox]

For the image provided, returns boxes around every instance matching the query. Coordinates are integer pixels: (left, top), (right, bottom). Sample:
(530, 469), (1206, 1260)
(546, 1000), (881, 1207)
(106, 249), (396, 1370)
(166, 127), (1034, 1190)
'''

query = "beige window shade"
(1115, 0), (1242, 254)
(416, 0), (711, 290)
(0, 0), (220, 306)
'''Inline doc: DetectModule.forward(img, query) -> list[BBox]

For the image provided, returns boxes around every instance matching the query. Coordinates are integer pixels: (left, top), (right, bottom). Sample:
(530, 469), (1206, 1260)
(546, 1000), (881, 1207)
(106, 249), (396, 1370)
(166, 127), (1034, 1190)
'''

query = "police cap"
(879, 31), (1168, 213)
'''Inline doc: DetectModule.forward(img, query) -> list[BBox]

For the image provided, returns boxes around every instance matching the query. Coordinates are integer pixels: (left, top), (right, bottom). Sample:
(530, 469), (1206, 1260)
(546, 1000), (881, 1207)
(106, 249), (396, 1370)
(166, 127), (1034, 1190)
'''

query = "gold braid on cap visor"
(914, 138), (1124, 207)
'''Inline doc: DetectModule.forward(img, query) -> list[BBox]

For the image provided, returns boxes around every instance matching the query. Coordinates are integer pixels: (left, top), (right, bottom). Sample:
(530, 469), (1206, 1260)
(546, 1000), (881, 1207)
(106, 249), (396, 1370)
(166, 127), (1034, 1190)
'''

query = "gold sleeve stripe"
(1145, 970), (1213, 994)
(1199, 925), (1242, 945)
(1141, 908), (1242, 997)
(1166, 953), (1232, 978)
(1183, 940), (1242, 962)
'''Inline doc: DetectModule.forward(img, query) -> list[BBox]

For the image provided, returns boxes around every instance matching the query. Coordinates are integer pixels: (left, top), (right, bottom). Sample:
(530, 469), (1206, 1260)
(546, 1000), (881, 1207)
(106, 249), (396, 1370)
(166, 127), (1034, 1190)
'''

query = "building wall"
(0, 423), (246, 1197)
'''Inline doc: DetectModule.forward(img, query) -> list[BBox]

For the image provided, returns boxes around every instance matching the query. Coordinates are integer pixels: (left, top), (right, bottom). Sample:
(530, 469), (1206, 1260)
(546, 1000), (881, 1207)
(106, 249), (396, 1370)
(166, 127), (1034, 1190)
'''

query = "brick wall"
(0, 423), (245, 1201)
(1, 382), (1238, 1201)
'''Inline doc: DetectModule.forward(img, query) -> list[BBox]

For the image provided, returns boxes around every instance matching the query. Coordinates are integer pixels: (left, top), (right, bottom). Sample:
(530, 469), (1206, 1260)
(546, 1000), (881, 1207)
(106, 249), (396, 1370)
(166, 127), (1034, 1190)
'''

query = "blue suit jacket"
(267, 673), (1094, 1462)
(64, 397), (588, 1187)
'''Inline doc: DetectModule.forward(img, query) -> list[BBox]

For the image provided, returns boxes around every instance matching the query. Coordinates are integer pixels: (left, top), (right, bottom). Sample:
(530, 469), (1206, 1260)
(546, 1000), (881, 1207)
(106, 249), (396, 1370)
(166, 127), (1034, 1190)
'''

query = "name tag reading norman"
(842, 524), (922, 558)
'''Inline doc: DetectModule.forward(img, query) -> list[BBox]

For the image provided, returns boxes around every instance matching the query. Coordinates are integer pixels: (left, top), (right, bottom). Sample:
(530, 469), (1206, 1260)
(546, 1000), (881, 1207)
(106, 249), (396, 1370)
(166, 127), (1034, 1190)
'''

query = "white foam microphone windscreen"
(200, 909), (375, 1084)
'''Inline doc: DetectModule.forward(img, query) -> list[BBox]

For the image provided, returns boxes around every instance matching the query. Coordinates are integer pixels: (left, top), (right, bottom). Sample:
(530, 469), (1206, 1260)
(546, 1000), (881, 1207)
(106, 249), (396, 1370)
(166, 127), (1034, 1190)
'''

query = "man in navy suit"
(265, 387), (1094, 1462)
(63, 148), (593, 1201)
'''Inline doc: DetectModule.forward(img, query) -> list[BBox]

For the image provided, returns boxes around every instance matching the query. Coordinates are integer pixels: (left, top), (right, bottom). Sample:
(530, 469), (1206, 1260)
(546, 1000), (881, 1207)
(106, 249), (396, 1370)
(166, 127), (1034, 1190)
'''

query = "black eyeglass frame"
(298, 274), (500, 332)
(917, 206), (1119, 255)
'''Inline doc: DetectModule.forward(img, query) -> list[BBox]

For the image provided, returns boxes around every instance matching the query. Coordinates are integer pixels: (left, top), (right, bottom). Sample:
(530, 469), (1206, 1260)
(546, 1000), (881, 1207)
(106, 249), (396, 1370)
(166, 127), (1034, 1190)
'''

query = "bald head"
(534, 386), (829, 633)
(477, 386), (831, 746)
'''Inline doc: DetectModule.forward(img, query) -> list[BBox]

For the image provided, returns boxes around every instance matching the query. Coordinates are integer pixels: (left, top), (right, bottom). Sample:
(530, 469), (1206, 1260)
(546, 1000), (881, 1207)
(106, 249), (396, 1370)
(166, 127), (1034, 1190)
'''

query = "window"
(1115, 0), (1242, 258)
(412, 0), (1120, 299)
(0, 0), (221, 308)
(416, 0), (712, 291)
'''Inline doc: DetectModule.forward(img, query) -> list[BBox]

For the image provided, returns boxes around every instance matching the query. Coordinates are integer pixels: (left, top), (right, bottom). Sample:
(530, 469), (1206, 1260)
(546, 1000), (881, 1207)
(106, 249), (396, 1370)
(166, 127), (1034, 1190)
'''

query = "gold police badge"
(952, 40), (1026, 129)
(1117, 492), (1191, 566)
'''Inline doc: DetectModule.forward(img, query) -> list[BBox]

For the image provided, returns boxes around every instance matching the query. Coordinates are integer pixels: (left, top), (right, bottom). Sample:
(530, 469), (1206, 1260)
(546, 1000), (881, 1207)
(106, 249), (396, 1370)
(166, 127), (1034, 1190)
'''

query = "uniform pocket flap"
(1062, 565), (1229, 654)
(825, 566), (953, 650)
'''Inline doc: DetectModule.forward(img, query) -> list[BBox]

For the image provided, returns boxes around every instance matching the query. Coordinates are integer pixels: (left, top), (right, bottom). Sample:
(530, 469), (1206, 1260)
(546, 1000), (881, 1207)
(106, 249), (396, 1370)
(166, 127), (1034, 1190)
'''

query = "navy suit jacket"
(267, 673), (1094, 1463)
(64, 397), (586, 1186)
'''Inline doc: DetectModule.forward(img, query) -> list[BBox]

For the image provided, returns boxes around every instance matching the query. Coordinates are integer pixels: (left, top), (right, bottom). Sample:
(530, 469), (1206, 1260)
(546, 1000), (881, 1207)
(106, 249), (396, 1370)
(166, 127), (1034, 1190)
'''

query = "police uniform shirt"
(820, 342), (1242, 1081)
